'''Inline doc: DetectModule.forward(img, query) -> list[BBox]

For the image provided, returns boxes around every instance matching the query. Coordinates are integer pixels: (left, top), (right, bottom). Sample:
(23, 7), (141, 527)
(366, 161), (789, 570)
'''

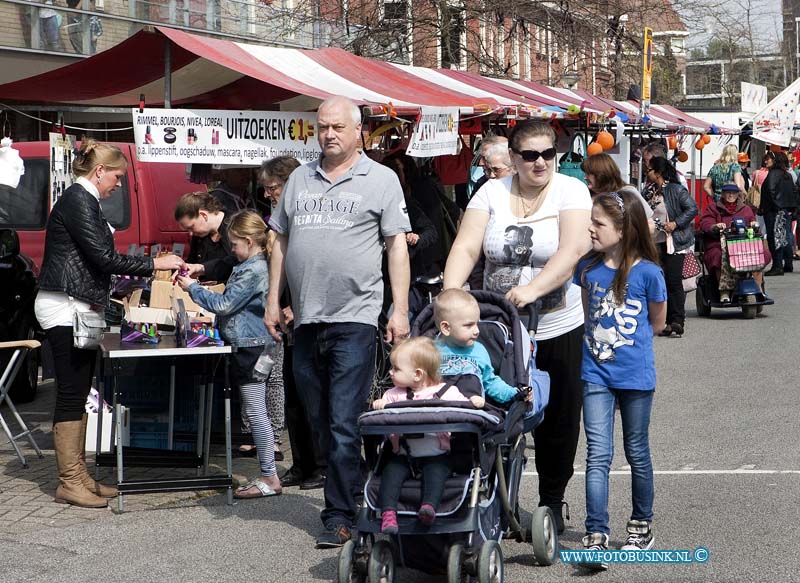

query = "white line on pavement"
(522, 469), (800, 476)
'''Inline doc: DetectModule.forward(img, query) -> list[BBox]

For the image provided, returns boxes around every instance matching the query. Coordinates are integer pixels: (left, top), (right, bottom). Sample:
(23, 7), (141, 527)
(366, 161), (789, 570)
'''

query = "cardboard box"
(120, 293), (213, 328)
(149, 280), (224, 312)
(122, 297), (177, 327)
(85, 406), (130, 453)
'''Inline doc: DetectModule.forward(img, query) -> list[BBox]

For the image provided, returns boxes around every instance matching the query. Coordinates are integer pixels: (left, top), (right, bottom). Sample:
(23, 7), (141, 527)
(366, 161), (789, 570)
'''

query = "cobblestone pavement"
(0, 378), (282, 533)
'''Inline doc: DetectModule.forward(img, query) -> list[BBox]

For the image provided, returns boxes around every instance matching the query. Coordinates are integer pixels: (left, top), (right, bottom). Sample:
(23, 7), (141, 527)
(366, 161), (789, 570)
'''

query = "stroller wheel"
(337, 540), (366, 583)
(368, 540), (395, 583)
(531, 506), (559, 566)
(447, 543), (464, 583)
(477, 541), (504, 583)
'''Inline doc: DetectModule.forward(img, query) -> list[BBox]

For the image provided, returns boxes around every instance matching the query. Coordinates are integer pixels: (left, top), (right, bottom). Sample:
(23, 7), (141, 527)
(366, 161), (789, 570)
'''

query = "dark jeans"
(378, 453), (451, 511)
(47, 326), (97, 424)
(293, 322), (376, 528)
(533, 325), (584, 506)
(658, 243), (687, 326)
(283, 343), (325, 477)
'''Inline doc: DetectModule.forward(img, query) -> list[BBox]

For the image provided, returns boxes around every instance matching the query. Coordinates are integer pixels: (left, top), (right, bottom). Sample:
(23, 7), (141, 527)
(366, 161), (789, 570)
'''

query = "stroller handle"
(523, 301), (541, 335)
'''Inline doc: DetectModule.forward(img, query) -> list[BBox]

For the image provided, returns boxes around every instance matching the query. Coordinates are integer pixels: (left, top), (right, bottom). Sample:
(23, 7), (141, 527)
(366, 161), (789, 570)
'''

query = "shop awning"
(0, 26), (710, 130)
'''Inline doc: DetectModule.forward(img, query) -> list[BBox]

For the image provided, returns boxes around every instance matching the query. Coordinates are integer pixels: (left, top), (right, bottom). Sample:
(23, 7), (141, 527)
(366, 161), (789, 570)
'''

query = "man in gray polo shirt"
(266, 96), (411, 548)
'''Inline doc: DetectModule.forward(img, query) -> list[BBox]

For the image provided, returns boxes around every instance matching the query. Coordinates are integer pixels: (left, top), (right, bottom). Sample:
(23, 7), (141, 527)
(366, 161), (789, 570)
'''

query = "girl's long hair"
(228, 210), (269, 257)
(581, 190), (660, 304)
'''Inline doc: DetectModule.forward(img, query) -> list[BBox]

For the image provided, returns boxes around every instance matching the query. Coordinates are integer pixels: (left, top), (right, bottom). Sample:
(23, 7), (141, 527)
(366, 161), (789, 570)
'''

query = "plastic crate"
(726, 237), (766, 272)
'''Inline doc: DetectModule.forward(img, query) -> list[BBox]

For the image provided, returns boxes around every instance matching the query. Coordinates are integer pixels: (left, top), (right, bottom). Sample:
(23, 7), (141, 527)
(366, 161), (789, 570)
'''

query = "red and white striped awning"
(0, 26), (710, 131)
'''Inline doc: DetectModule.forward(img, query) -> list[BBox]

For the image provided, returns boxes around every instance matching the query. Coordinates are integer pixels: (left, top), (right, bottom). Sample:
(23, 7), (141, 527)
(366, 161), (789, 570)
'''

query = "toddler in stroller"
(372, 336), (486, 534)
(338, 291), (553, 583)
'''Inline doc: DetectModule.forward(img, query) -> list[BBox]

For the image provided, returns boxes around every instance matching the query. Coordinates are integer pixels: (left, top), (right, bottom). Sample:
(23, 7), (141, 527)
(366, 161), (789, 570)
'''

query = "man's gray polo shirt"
(269, 152), (411, 328)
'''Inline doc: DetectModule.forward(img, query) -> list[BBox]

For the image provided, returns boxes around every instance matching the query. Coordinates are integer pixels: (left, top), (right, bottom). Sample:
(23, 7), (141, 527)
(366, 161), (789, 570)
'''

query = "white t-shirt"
(468, 173), (592, 340)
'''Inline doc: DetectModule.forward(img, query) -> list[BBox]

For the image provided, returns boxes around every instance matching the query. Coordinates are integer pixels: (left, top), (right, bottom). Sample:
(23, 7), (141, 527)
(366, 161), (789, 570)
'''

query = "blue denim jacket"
(188, 254), (272, 348)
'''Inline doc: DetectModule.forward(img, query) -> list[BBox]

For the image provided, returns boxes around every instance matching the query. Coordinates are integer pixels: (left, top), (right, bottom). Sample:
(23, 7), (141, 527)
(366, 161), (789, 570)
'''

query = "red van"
(3, 141), (199, 273)
(0, 141), (201, 402)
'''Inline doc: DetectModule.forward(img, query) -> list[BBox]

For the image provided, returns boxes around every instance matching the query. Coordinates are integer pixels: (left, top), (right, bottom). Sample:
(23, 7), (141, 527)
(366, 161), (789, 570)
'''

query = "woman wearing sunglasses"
(443, 120), (592, 533)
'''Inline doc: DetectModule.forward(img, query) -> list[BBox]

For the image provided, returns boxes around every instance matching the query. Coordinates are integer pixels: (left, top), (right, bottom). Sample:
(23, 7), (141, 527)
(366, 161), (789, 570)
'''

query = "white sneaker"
(620, 519), (654, 551)
(580, 532), (610, 571)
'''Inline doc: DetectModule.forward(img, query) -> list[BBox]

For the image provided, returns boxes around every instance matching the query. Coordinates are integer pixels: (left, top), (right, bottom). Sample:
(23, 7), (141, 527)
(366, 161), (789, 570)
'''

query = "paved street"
(1, 274), (799, 582)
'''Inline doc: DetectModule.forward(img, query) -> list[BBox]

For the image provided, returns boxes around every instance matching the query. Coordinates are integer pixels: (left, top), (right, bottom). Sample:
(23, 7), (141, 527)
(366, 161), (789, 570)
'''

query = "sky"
(682, 0), (784, 51)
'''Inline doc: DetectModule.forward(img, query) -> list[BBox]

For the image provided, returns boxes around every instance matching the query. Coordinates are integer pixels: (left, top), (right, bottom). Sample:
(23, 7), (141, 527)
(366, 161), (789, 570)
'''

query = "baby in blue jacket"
(433, 289), (521, 405)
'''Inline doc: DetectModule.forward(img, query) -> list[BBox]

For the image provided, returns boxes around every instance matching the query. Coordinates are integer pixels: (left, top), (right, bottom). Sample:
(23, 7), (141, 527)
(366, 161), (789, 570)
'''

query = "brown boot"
(53, 420), (107, 508)
(78, 414), (118, 498)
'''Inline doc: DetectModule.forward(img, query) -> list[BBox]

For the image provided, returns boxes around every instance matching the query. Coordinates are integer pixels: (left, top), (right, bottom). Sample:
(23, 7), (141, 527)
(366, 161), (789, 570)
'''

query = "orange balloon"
(587, 142), (604, 156)
(596, 131), (614, 150)
(677, 151), (688, 162)
(695, 140), (705, 150)
(702, 134), (711, 144)
(667, 135), (678, 150)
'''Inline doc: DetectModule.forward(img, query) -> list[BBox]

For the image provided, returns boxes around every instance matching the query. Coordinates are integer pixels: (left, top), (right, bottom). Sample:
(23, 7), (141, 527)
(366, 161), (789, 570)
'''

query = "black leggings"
(378, 453), (451, 511)
(533, 324), (584, 506)
(47, 326), (97, 424)
(658, 244), (687, 326)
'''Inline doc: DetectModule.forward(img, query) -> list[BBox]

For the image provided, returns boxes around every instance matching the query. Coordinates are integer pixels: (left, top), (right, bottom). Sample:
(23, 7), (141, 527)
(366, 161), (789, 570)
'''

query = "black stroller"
(337, 291), (555, 583)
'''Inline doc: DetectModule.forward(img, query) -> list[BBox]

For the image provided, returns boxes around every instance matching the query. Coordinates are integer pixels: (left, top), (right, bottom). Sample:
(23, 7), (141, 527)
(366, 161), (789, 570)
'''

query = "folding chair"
(0, 340), (44, 467)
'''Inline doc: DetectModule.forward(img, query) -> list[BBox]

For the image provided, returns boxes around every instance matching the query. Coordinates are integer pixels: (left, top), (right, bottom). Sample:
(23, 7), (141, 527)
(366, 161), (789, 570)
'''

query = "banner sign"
(751, 78), (800, 147)
(640, 27), (653, 119)
(131, 108), (321, 164)
(406, 107), (460, 157)
(741, 82), (767, 114)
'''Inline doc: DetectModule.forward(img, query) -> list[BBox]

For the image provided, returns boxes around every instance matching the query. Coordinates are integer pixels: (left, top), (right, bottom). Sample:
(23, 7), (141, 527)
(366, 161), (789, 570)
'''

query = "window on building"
(521, 23), (531, 80)
(511, 26), (519, 78)
(441, 6), (464, 69)
(383, 0), (407, 21)
(685, 63), (722, 95)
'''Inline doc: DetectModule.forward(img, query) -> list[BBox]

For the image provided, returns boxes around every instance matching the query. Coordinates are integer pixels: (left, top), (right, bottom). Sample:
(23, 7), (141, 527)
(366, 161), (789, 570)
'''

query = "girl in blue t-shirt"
(573, 190), (667, 570)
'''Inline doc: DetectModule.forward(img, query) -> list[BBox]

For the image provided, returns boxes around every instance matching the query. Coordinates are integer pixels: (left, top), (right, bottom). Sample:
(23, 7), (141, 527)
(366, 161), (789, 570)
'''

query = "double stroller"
(338, 291), (555, 583)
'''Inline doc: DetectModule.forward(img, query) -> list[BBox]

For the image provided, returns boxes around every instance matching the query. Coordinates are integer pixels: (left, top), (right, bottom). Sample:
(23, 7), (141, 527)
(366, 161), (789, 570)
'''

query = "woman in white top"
(35, 139), (184, 509)
(443, 121), (592, 532)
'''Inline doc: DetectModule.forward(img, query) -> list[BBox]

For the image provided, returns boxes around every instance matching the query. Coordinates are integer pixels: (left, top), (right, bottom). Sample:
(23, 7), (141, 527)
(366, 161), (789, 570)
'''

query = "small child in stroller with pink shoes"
(373, 289), (531, 534)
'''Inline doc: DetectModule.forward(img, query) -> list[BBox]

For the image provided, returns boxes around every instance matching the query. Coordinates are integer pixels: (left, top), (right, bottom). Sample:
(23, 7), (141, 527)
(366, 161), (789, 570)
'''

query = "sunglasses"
(485, 165), (510, 176)
(512, 147), (557, 162)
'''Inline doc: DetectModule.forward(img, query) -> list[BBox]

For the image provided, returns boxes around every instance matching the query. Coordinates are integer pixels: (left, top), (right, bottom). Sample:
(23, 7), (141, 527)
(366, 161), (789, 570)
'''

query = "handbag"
(557, 133), (587, 183)
(745, 181), (761, 209)
(681, 251), (701, 279)
(73, 311), (106, 350)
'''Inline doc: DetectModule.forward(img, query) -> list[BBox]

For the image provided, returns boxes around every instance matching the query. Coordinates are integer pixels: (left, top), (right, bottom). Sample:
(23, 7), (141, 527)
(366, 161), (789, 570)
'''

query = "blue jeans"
(583, 382), (654, 535)
(293, 322), (376, 528)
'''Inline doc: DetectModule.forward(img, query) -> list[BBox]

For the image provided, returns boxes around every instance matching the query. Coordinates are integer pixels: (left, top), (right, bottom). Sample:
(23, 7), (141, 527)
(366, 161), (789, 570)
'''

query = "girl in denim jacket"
(177, 211), (280, 498)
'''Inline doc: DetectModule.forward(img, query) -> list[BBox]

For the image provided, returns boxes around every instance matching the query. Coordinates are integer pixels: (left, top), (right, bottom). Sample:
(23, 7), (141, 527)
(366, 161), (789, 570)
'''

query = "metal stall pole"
(167, 364), (175, 450)
(196, 375), (205, 477)
(224, 356), (233, 505)
(164, 39), (172, 108)
(113, 373), (124, 513)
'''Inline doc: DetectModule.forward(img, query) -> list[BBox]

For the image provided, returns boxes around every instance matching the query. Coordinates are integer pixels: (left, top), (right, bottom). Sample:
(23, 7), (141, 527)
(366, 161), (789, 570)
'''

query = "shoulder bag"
(557, 133), (586, 183)
(73, 311), (106, 350)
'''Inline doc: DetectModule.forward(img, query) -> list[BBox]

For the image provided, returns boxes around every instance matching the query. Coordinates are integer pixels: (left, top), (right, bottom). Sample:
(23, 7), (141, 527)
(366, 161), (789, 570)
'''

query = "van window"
(0, 158), (131, 231)
(100, 175), (131, 230)
(0, 159), (49, 229)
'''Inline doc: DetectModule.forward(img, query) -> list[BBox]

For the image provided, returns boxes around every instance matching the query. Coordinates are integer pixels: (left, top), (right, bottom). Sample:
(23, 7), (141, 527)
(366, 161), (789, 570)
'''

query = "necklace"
(517, 194), (538, 217)
(515, 186), (546, 218)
